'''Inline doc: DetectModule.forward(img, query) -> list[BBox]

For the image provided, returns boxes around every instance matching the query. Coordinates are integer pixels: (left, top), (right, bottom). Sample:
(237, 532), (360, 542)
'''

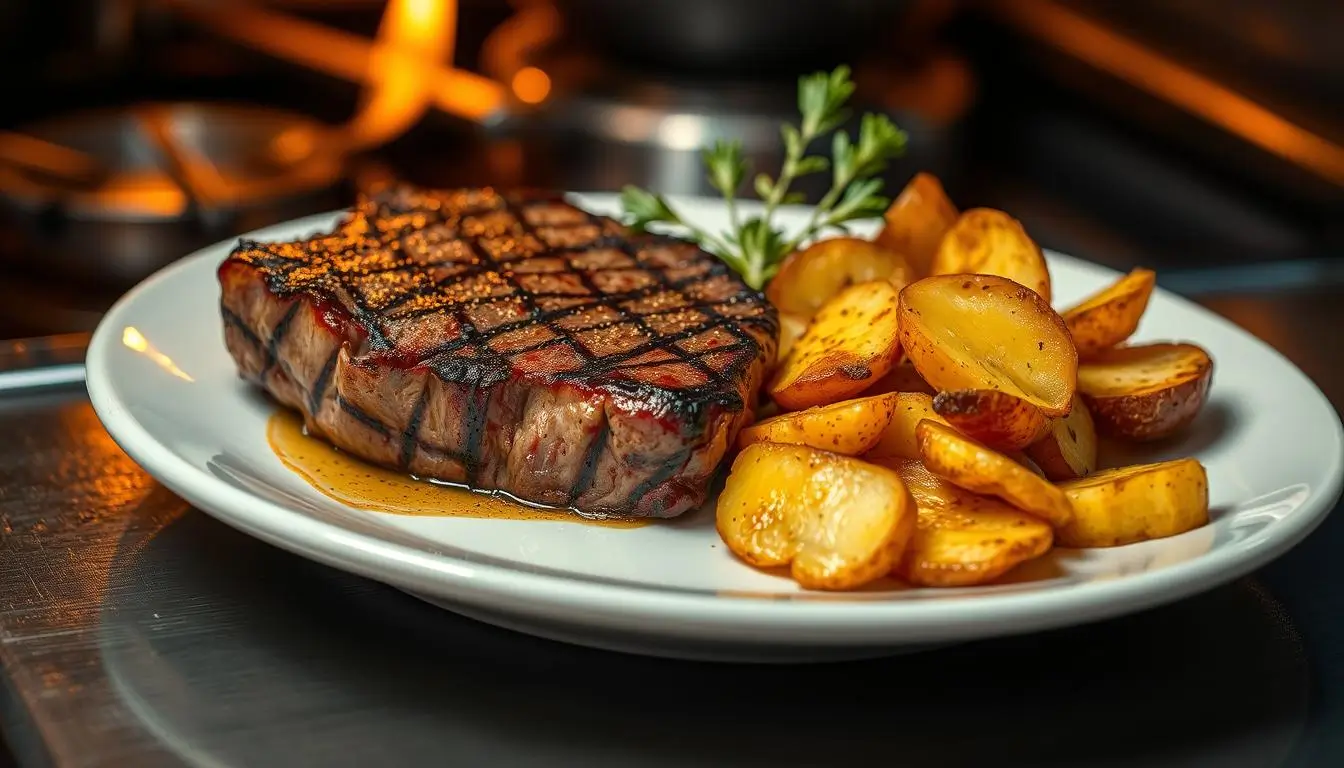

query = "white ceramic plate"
(87, 193), (1343, 662)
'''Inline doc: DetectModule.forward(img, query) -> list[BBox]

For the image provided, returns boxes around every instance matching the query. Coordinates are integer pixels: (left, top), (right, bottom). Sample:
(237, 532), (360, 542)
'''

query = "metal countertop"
(1, 282), (1342, 767)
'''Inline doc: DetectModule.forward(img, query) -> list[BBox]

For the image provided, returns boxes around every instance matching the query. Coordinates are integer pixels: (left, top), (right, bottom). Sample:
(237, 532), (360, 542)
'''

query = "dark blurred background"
(1, 0), (1341, 340)
(2, 5), (1344, 765)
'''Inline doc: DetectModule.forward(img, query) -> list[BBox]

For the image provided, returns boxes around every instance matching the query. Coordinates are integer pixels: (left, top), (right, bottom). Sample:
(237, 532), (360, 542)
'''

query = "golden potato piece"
(886, 459), (1053, 587)
(931, 208), (1052, 302)
(767, 237), (912, 318)
(932, 389), (1049, 451)
(1024, 394), (1098, 481)
(1056, 458), (1209, 547)
(736, 392), (899, 455)
(770, 281), (902, 410)
(1061, 268), (1156, 357)
(868, 358), (936, 396)
(716, 443), (917, 590)
(874, 172), (959, 279)
(1078, 343), (1213, 441)
(775, 311), (809, 365)
(899, 274), (1077, 417)
(866, 392), (946, 460)
(917, 419), (1073, 527)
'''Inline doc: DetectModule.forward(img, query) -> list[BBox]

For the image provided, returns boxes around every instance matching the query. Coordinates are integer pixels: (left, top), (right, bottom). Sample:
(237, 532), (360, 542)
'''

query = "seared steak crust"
(219, 185), (776, 518)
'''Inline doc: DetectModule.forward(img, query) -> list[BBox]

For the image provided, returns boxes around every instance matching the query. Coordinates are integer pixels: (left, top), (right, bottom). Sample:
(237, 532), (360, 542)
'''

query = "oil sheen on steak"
(218, 185), (777, 518)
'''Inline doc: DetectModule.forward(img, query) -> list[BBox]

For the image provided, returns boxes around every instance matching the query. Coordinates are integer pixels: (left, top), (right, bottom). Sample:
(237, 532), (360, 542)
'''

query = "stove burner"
(0, 102), (347, 292)
(486, 34), (974, 197)
(0, 102), (343, 224)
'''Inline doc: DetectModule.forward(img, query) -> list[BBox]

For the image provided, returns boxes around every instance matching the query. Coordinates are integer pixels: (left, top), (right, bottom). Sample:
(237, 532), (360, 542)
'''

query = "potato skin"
(1024, 394), (1098, 480)
(1055, 458), (1209, 547)
(931, 208), (1052, 302)
(767, 237), (911, 318)
(932, 389), (1050, 451)
(874, 172), (959, 278)
(1062, 268), (1156, 357)
(1085, 375), (1211, 442)
(917, 419), (1074, 527)
(736, 393), (899, 455)
(1078, 343), (1213, 441)
(716, 443), (916, 590)
(770, 281), (902, 410)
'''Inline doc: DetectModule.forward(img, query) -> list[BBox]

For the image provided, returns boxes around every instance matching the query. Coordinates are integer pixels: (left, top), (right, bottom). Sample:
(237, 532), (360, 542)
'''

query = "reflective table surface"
(1, 277), (1343, 767)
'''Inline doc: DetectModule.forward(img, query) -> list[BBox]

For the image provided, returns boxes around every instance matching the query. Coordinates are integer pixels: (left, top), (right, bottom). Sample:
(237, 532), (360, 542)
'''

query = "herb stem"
(724, 189), (742, 233)
(781, 169), (850, 253)
(762, 133), (810, 223)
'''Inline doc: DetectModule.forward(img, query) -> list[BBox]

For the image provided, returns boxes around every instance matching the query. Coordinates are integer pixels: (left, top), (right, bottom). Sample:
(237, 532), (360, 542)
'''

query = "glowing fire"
(344, 0), (455, 149)
(164, 0), (510, 131)
(511, 66), (551, 105)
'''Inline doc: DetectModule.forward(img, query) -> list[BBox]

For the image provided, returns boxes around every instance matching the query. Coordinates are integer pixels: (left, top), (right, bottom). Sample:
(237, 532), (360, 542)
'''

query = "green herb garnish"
(620, 65), (908, 290)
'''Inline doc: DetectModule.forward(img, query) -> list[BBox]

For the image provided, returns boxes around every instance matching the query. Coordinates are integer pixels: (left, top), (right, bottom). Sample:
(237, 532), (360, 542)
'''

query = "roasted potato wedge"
(1055, 458), (1209, 547)
(1078, 343), (1213, 441)
(874, 172), (959, 279)
(775, 311), (809, 365)
(917, 419), (1073, 527)
(866, 392), (946, 460)
(868, 358), (936, 396)
(770, 281), (902, 410)
(1061, 268), (1156, 357)
(716, 443), (917, 590)
(886, 458), (1054, 587)
(932, 389), (1050, 451)
(737, 392), (899, 455)
(931, 208), (1052, 302)
(1024, 394), (1098, 481)
(899, 274), (1077, 417)
(767, 237), (912, 318)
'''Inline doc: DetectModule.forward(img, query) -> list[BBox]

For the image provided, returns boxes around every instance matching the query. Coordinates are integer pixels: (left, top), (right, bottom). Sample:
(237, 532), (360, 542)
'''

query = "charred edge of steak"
(219, 184), (777, 518)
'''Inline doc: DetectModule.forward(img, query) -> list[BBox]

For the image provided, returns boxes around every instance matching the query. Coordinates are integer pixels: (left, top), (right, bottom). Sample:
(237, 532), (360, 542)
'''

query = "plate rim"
(85, 197), (1344, 645)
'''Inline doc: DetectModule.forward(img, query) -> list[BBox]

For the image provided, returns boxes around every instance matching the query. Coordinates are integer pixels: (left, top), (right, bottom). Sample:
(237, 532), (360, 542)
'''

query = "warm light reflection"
(344, 0), (454, 150)
(121, 327), (195, 382)
(91, 171), (188, 218)
(510, 66), (551, 104)
(991, 0), (1344, 187)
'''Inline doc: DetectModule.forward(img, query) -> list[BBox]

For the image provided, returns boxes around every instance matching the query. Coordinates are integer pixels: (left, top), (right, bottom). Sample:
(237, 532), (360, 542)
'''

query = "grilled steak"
(219, 185), (777, 518)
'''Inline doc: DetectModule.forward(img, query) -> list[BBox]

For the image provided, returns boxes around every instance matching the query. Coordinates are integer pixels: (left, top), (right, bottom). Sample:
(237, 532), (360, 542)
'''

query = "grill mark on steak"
(399, 383), (431, 470)
(221, 305), (263, 350)
(623, 444), (693, 514)
(569, 421), (610, 506)
(337, 395), (391, 438)
(460, 383), (490, 483)
(262, 302), (302, 380)
(220, 184), (775, 518)
(308, 348), (341, 415)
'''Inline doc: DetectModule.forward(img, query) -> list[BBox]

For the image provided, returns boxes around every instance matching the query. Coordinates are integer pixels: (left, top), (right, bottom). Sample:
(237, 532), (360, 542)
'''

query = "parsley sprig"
(620, 66), (907, 290)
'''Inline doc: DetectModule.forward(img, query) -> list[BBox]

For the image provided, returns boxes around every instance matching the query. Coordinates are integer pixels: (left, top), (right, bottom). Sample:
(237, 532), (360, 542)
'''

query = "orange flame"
(344, 0), (455, 149)
(163, 0), (506, 129)
(511, 66), (551, 105)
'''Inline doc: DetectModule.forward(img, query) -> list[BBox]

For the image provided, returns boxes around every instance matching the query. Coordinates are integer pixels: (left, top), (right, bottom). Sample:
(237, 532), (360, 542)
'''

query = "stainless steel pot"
(0, 102), (346, 289)
(553, 0), (915, 75)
